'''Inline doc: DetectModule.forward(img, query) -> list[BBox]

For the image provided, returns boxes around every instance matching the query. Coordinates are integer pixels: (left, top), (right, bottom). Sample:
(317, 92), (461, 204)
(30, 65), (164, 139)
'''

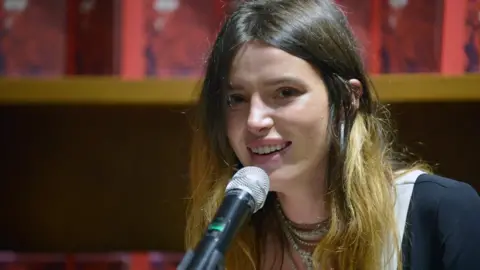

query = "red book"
(336, 0), (372, 69)
(0, 0), (66, 77)
(69, 0), (119, 75)
(144, 0), (222, 78)
(379, 0), (444, 73)
(464, 0), (480, 72)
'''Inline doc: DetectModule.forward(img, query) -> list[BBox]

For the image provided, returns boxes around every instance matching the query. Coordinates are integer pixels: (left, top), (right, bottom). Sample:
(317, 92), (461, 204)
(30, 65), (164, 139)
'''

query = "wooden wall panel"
(390, 102), (480, 191)
(0, 102), (478, 252)
(0, 105), (192, 252)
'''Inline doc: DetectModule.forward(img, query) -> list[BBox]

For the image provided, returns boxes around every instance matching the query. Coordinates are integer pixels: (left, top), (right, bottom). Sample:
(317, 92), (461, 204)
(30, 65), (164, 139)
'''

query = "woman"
(185, 0), (480, 269)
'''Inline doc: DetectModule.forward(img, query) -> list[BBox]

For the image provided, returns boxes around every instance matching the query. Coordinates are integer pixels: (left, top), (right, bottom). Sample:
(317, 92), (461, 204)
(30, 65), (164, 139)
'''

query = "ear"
(348, 79), (363, 110)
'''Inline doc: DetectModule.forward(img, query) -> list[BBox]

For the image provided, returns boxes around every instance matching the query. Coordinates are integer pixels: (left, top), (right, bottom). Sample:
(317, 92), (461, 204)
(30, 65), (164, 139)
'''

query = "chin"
(264, 167), (296, 192)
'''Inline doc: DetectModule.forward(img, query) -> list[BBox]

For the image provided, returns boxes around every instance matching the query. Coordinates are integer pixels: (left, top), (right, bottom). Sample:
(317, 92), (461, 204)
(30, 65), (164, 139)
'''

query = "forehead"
(229, 41), (322, 86)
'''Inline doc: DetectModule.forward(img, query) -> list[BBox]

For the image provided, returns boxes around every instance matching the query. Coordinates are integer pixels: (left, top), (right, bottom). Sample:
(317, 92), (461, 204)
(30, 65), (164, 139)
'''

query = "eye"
(276, 87), (302, 99)
(226, 93), (247, 108)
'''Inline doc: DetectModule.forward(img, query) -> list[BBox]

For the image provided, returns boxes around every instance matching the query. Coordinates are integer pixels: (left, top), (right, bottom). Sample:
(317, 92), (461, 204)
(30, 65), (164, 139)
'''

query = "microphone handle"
(178, 189), (254, 270)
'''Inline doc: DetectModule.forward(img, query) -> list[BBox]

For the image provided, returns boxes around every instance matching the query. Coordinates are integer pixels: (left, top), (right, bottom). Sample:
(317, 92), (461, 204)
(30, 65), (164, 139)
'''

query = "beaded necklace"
(275, 200), (329, 270)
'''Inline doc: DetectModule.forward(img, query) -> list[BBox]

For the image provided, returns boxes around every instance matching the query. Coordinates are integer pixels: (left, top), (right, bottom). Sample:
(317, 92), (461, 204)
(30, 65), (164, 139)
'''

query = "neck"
(276, 177), (329, 225)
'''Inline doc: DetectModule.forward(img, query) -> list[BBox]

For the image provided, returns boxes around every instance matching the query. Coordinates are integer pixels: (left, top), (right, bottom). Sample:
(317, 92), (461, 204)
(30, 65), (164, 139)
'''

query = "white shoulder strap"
(385, 170), (426, 270)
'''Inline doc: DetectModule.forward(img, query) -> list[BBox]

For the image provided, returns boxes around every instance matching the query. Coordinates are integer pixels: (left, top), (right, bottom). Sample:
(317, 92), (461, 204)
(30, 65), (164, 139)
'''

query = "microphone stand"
(177, 248), (225, 270)
(176, 190), (257, 270)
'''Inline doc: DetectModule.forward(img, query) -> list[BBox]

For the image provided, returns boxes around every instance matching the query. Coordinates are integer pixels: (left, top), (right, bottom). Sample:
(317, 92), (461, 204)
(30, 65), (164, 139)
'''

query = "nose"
(247, 94), (274, 136)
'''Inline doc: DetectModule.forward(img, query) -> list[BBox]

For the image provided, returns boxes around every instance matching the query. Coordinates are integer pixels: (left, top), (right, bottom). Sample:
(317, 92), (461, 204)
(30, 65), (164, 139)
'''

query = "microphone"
(177, 166), (270, 270)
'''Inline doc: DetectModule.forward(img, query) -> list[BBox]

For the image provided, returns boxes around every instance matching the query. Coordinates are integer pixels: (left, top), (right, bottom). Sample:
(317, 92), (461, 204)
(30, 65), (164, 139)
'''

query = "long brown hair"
(186, 0), (426, 269)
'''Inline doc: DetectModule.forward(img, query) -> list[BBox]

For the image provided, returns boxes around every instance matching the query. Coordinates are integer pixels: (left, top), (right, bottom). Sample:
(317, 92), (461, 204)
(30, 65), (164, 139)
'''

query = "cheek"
(290, 105), (330, 148)
(303, 116), (329, 144)
(288, 97), (329, 129)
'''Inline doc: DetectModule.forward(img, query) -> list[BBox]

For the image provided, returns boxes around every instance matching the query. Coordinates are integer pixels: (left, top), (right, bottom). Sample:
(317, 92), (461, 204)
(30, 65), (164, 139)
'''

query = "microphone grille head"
(225, 166), (270, 213)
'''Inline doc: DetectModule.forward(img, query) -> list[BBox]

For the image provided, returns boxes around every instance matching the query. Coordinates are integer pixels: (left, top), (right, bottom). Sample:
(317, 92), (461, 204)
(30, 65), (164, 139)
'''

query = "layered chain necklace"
(275, 200), (330, 270)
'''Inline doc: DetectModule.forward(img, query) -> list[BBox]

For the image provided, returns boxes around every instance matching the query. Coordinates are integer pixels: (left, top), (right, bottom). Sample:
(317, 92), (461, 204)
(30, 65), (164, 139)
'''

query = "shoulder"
(410, 174), (480, 268)
(415, 173), (477, 192)
(416, 174), (480, 224)
(395, 171), (480, 220)
(399, 171), (480, 226)
(395, 172), (480, 269)
(412, 173), (479, 208)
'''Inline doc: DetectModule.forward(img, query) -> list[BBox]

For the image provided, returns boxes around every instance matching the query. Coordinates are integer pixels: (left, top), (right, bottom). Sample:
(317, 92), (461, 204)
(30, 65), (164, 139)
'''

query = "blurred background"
(0, 0), (479, 269)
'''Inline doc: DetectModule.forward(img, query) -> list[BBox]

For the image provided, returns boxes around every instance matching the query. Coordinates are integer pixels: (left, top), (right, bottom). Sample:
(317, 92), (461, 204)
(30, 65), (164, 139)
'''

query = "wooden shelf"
(372, 74), (480, 102)
(0, 77), (201, 105)
(0, 74), (479, 105)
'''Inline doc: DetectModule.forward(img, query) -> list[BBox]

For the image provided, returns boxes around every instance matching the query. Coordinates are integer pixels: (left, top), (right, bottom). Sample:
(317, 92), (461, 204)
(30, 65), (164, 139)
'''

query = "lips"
(247, 141), (292, 157)
(246, 141), (291, 169)
(249, 143), (289, 155)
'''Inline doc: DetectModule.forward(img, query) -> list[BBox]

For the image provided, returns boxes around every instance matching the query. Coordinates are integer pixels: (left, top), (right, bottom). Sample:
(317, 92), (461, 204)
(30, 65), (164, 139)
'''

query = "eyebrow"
(227, 75), (305, 91)
(261, 76), (305, 87)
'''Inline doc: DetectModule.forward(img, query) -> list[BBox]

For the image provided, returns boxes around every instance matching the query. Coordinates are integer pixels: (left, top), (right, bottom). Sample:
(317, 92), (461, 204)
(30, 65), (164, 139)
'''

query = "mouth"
(248, 142), (292, 156)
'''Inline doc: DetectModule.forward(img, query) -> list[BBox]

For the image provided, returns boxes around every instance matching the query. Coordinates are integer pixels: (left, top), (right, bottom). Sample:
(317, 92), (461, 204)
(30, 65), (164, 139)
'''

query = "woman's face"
(226, 42), (330, 192)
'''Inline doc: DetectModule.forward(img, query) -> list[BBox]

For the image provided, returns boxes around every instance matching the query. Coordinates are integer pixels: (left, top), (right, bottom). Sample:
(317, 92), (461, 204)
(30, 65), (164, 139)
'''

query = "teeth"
(251, 143), (287, 155)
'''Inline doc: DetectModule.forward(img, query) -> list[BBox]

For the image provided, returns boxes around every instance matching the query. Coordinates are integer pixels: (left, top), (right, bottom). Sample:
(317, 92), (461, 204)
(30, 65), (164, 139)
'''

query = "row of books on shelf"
(0, 252), (183, 270)
(0, 0), (479, 78)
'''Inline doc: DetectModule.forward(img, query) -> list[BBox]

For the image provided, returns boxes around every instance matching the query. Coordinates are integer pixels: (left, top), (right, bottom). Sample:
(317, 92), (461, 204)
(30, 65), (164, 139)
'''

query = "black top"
(402, 174), (480, 270)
